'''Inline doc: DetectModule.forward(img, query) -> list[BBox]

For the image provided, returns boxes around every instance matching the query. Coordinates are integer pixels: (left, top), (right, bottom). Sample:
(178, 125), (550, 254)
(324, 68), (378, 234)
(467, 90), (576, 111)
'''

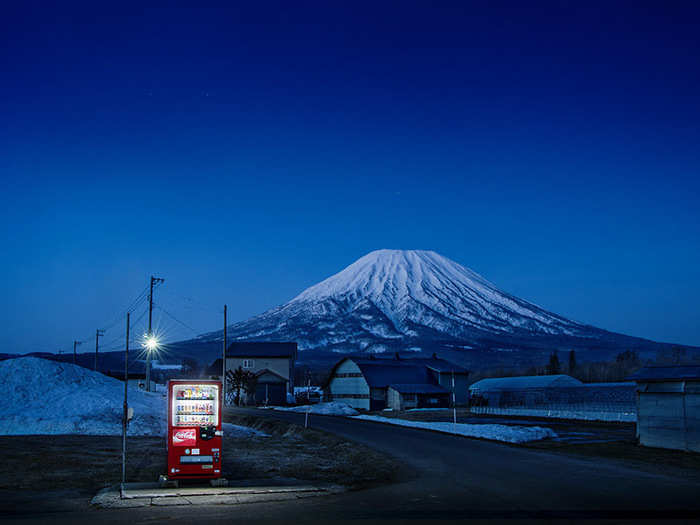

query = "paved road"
(15, 410), (700, 523)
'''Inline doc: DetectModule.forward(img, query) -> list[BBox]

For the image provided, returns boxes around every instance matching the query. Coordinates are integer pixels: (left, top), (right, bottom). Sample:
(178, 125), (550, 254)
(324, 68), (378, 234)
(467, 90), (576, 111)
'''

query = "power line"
(99, 285), (151, 333)
(79, 303), (149, 353)
(155, 305), (199, 336)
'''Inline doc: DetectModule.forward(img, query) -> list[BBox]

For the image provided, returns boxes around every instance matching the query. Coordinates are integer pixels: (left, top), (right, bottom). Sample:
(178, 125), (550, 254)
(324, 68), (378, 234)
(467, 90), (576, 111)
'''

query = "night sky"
(2, 3), (699, 354)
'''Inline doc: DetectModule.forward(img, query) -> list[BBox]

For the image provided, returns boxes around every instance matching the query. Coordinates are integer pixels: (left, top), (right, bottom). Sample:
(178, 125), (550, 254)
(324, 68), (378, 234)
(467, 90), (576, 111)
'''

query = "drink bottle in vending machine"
(166, 379), (223, 481)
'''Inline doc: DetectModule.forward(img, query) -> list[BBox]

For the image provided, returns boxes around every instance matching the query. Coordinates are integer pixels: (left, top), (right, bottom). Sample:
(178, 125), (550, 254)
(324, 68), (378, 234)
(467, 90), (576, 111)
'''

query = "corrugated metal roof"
(469, 374), (583, 391)
(355, 362), (430, 388)
(226, 342), (297, 358)
(389, 383), (449, 394)
(627, 366), (700, 382)
(400, 357), (469, 374)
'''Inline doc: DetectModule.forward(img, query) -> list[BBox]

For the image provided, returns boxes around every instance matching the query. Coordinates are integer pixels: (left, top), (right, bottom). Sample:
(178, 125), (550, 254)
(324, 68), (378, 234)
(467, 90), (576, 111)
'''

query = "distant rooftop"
(627, 366), (700, 382)
(356, 361), (430, 388)
(400, 357), (469, 374)
(470, 374), (583, 391)
(389, 383), (449, 394)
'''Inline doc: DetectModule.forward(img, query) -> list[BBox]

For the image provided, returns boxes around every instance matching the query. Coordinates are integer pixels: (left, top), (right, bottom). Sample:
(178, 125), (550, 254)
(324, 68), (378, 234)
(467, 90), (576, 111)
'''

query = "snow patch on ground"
(223, 422), (269, 438)
(0, 357), (263, 437)
(272, 402), (359, 416)
(352, 415), (556, 443)
(0, 357), (166, 436)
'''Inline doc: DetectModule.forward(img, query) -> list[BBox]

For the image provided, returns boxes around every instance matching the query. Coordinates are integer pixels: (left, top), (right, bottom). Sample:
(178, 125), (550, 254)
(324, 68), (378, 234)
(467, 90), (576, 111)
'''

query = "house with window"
(224, 342), (297, 405)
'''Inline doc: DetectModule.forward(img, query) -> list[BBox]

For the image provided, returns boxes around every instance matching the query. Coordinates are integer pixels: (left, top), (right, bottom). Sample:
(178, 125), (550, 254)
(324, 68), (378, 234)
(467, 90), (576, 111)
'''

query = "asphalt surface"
(9, 409), (700, 523)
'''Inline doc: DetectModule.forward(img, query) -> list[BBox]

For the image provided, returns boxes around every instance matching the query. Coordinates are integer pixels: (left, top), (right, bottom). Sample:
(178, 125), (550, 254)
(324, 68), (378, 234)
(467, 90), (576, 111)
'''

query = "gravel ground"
(0, 416), (403, 517)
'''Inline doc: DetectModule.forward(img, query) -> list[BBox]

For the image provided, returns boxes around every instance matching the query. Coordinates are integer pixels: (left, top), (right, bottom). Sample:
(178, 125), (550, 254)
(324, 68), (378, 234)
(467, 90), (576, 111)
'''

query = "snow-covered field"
(0, 357), (166, 436)
(271, 402), (359, 416)
(352, 415), (557, 443)
(470, 407), (636, 422)
(0, 357), (263, 437)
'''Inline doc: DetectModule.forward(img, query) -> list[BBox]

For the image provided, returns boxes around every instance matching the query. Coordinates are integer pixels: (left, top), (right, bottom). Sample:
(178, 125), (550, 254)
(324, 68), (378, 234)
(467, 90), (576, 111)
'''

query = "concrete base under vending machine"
(90, 481), (345, 509)
(158, 474), (228, 489)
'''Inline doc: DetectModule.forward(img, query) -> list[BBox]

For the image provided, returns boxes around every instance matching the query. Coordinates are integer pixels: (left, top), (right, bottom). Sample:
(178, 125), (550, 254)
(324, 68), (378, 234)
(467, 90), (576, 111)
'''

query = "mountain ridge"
(193, 249), (695, 368)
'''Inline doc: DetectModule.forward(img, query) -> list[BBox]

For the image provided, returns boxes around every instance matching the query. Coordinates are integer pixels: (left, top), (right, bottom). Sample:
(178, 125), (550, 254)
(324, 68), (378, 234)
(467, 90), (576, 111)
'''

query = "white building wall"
(637, 380), (700, 453)
(328, 359), (370, 410)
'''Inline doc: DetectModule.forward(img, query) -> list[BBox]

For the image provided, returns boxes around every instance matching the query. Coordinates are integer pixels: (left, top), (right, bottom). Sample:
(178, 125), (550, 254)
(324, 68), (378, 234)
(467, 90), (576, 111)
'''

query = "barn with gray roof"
(325, 354), (469, 411)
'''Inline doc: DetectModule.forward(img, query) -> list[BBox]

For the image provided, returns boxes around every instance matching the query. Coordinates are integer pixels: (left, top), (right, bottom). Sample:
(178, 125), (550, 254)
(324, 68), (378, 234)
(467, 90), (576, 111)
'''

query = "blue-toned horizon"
(1, 3), (699, 354)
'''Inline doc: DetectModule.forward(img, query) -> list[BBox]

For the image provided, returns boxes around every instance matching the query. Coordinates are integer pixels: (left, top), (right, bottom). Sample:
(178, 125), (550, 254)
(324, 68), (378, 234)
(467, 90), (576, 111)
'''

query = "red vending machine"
(167, 379), (223, 480)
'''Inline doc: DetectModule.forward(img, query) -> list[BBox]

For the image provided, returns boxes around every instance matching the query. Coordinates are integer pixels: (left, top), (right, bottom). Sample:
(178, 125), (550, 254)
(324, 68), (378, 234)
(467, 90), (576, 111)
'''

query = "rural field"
(0, 415), (403, 518)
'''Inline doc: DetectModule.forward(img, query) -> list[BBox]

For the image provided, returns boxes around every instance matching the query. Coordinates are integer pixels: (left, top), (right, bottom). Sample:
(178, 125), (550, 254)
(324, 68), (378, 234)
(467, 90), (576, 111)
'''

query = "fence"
(469, 384), (637, 422)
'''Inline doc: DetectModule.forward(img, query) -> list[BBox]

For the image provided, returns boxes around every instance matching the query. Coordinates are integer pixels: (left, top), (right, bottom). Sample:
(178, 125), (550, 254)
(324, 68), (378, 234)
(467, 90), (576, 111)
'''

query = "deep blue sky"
(2, 3), (699, 354)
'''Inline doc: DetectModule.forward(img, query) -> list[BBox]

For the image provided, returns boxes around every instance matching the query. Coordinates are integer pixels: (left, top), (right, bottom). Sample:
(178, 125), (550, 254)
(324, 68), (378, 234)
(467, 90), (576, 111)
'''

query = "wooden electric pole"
(122, 312), (129, 485)
(94, 329), (104, 371)
(222, 304), (227, 406)
(145, 275), (164, 392)
(452, 369), (457, 434)
(73, 340), (82, 365)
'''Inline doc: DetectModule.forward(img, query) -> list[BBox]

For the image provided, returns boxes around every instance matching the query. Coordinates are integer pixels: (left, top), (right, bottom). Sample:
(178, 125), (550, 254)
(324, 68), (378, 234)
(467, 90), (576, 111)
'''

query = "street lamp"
(145, 336), (159, 352)
(144, 335), (159, 391)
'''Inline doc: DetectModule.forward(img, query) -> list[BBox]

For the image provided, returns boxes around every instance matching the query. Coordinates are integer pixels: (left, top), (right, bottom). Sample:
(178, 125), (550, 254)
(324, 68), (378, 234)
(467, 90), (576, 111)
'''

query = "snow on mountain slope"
(290, 250), (585, 336)
(202, 250), (605, 356)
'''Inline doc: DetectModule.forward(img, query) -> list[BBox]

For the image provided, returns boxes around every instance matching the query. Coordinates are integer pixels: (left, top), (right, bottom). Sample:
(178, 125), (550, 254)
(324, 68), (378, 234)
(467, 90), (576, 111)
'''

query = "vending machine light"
(166, 379), (223, 481)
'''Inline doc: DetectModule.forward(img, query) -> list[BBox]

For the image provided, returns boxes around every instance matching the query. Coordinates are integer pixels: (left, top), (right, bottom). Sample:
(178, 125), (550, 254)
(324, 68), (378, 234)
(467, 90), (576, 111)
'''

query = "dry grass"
(0, 416), (404, 515)
(223, 414), (404, 488)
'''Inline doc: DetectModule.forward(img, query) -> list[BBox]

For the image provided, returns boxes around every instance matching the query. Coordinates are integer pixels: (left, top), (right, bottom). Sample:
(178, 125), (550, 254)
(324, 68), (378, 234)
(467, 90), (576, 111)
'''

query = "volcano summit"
(195, 250), (691, 367)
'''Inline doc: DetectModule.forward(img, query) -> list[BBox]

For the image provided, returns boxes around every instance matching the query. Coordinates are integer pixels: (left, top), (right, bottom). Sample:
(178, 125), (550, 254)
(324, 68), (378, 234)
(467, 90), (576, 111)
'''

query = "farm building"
(325, 354), (469, 411)
(387, 383), (450, 411)
(469, 374), (583, 406)
(628, 366), (700, 453)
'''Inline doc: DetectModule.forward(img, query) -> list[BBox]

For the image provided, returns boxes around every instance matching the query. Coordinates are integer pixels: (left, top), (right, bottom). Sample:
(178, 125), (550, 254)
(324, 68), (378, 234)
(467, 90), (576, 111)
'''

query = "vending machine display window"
(171, 384), (219, 427)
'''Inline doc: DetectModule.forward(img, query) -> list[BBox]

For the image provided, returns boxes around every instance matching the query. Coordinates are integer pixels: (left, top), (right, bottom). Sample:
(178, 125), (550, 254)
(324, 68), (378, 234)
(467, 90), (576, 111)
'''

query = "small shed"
(387, 383), (450, 411)
(628, 366), (700, 453)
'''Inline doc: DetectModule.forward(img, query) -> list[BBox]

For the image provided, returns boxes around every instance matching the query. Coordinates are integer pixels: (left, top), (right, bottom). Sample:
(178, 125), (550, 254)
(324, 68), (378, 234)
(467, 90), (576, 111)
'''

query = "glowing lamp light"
(144, 336), (159, 352)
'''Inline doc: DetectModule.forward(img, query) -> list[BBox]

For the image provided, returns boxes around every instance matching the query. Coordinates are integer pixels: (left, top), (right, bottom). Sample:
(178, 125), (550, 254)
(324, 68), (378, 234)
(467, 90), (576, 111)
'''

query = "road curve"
(29, 408), (700, 523)
(224, 408), (700, 520)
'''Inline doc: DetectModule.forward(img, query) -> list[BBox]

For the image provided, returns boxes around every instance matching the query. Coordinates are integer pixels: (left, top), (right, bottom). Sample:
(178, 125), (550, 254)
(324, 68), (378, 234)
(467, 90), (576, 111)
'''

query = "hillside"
(193, 250), (697, 369)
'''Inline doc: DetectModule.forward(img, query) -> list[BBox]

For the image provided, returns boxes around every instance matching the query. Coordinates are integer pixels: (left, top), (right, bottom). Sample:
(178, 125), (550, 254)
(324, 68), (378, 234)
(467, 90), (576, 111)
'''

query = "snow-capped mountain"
(194, 249), (684, 366)
(289, 249), (587, 339)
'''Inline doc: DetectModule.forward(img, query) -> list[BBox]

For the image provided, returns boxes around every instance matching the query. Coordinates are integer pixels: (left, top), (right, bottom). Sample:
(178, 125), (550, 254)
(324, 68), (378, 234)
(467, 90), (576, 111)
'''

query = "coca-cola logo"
(173, 429), (196, 445)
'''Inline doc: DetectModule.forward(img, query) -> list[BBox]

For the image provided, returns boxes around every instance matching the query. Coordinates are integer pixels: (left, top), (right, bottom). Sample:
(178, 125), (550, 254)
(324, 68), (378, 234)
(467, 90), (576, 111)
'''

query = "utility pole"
(94, 329), (104, 371)
(122, 312), (129, 485)
(222, 304), (227, 406)
(145, 275), (164, 392)
(73, 340), (82, 365)
(452, 369), (457, 434)
(305, 373), (311, 429)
